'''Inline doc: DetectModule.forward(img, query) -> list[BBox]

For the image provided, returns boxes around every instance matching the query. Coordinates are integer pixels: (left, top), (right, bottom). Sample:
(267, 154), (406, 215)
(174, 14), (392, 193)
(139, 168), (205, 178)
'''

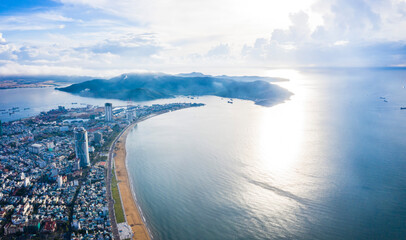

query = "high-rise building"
(105, 103), (113, 122)
(74, 127), (90, 168)
(57, 175), (63, 188)
(126, 108), (135, 122)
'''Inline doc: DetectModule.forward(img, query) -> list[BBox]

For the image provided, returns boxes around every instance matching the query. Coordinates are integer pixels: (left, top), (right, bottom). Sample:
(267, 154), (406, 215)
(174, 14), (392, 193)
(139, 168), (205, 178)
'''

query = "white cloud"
(0, 0), (405, 76)
(0, 33), (5, 43)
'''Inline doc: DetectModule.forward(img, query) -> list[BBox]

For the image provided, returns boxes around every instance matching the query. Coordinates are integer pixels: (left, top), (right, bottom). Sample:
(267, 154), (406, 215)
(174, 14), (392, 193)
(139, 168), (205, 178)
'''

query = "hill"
(56, 73), (292, 106)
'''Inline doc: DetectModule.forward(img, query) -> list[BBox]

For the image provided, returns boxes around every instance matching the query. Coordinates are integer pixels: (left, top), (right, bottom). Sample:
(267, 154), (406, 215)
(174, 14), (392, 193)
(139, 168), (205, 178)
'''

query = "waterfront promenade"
(114, 123), (151, 240)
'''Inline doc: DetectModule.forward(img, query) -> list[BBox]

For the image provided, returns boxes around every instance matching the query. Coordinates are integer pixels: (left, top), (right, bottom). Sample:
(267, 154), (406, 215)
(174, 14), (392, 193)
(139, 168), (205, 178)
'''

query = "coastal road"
(107, 123), (133, 240)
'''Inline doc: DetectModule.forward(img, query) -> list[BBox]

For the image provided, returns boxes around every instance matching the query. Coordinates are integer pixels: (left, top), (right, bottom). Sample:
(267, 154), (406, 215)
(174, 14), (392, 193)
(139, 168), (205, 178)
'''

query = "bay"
(126, 68), (406, 240)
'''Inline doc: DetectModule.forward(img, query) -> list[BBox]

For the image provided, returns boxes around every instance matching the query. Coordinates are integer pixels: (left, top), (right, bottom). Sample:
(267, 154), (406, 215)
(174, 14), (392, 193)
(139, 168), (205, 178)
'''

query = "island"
(56, 73), (292, 107)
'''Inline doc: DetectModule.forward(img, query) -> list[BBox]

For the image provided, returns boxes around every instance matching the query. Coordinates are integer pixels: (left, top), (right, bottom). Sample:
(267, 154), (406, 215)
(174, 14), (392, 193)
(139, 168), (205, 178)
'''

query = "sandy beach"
(114, 122), (151, 240)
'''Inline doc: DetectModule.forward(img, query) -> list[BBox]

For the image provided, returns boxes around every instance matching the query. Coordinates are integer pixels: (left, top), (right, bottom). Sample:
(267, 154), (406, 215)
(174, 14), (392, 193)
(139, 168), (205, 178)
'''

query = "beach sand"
(114, 123), (151, 240)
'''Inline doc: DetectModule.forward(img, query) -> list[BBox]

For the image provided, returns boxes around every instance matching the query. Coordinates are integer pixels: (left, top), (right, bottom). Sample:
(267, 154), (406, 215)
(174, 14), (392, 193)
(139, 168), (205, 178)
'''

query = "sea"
(1, 68), (406, 239)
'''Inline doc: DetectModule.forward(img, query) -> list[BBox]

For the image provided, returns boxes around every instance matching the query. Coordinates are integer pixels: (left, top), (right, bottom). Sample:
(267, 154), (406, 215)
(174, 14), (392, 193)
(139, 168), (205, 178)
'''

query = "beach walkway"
(113, 123), (151, 240)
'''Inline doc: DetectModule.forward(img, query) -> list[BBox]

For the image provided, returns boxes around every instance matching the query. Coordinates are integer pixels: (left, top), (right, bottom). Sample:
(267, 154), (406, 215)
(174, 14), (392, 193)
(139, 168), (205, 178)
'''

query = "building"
(73, 158), (81, 171)
(57, 175), (63, 188)
(28, 143), (42, 154)
(105, 103), (113, 122)
(126, 108), (135, 122)
(94, 132), (103, 145)
(42, 220), (57, 232)
(74, 127), (90, 168)
(4, 223), (22, 235)
(24, 177), (31, 187)
(24, 220), (40, 233)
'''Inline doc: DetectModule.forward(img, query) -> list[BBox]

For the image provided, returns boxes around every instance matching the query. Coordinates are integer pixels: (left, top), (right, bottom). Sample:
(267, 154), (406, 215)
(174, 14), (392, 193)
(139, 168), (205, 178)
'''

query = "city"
(0, 102), (204, 239)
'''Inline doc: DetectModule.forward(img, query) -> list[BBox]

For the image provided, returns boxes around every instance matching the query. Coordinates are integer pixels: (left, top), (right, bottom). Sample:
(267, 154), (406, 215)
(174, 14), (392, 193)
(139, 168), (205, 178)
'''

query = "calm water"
(1, 68), (406, 239)
(0, 87), (197, 122)
(125, 68), (406, 240)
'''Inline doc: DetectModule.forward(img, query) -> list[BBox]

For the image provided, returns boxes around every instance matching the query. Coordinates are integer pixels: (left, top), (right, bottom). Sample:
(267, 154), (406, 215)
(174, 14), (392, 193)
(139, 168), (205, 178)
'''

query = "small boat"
(384, 100), (388, 102)
(0, 109), (5, 111)
(401, 107), (406, 110)
(227, 101), (233, 104)
(24, 108), (30, 110)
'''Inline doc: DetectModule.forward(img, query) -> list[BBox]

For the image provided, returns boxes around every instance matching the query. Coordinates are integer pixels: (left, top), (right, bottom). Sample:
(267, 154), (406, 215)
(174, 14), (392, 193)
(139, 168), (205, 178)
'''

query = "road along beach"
(113, 121), (151, 240)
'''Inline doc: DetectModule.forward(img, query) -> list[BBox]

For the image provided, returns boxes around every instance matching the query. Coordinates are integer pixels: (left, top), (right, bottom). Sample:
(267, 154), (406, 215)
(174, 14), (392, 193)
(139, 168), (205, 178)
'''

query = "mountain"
(56, 73), (292, 106)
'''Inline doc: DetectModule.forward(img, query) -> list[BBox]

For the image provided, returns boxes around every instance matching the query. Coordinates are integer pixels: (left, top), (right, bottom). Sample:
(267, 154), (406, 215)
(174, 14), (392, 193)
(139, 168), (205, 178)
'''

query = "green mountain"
(56, 73), (292, 106)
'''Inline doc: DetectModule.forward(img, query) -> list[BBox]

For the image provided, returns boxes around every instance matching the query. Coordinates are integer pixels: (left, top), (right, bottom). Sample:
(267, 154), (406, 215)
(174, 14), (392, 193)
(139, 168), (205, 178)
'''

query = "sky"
(0, 0), (406, 77)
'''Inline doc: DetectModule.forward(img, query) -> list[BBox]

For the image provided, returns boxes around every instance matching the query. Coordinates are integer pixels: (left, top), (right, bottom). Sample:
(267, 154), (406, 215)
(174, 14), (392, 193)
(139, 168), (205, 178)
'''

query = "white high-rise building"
(57, 175), (63, 188)
(105, 103), (113, 122)
(126, 109), (135, 122)
(24, 177), (31, 187)
(74, 127), (90, 168)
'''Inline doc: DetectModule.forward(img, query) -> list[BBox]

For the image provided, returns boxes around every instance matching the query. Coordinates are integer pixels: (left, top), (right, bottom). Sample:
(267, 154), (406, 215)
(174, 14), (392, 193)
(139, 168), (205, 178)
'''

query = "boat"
(227, 101), (233, 104)
(24, 108), (30, 110)
(401, 107), (406, 110)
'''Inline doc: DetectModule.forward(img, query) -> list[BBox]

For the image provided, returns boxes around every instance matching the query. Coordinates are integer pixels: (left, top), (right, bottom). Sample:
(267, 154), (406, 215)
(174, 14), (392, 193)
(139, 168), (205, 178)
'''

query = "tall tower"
(74, 127), (90, 168)
(126, 108), (135, 122)
(105, 103), (113, 122)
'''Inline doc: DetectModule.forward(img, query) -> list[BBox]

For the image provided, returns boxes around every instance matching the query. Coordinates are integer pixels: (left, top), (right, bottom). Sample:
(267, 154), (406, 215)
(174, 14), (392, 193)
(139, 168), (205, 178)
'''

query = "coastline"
(111, 108), (204, 240)
(114, 121), (151, 240)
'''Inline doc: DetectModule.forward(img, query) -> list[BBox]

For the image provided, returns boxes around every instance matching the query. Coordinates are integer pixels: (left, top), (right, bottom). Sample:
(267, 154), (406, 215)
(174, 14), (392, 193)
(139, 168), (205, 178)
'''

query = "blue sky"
(0, 0), (405, 76)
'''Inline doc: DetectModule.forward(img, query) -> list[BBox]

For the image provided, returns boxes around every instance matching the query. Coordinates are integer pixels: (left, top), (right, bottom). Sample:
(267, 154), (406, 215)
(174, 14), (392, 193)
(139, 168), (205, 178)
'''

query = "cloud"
(206, 44), (230, 57)
(240, 0), (406, 67)
(271, 12), (311, 45)
(0, 0), (406, 76)
(0, 33), (5, 43)
(87, 33), (163, 59)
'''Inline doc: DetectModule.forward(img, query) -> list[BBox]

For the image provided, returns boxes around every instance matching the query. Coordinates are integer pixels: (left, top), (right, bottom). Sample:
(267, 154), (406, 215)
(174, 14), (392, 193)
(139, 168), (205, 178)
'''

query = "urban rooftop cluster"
(0, 101), (204, 239)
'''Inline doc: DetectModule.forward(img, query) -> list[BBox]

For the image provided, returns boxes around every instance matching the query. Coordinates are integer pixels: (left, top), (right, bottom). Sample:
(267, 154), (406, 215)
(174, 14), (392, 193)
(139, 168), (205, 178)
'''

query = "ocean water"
(1, 68), (406, 239)
(0, 87), (197, 122)
(125, 68), (406, 240)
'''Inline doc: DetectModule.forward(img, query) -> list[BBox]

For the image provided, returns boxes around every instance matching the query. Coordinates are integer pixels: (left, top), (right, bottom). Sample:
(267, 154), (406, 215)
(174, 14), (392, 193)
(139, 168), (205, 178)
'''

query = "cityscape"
(1, 0), (406, 239)
(0, 102), (204, 239)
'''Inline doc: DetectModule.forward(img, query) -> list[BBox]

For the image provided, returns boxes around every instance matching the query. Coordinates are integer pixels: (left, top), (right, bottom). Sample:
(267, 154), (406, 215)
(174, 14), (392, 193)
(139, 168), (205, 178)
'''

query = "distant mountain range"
(0, 75), (93, 89)
(56, 73), (292, 106)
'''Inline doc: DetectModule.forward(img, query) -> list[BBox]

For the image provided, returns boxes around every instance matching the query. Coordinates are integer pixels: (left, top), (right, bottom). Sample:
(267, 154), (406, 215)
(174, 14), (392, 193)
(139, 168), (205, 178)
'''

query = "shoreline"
(113, 120), (151, 240)
(111, 107), (203, 240)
